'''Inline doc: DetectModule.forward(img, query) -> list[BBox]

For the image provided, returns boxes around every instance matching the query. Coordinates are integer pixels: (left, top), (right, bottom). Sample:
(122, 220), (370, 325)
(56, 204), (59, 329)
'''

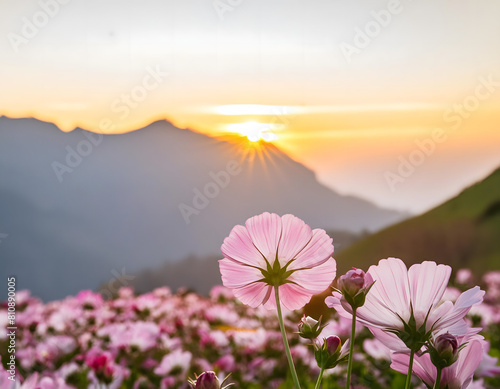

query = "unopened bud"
(196, 371), (220, 389)
(314, 336), (348, 370)
(298, 315), (325, 340)
(429, 333), (460, 369)
(189, 371), (233, 389)
(325, 336), (341, 355)
(337, 268), (374, 308)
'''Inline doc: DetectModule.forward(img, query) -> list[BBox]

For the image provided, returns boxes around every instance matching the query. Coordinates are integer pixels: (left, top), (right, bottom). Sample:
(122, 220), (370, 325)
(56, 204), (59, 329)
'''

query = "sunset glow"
(226, 122), (279, 142)
(1, 0), (500, 213)
(214, 104), (298, 116)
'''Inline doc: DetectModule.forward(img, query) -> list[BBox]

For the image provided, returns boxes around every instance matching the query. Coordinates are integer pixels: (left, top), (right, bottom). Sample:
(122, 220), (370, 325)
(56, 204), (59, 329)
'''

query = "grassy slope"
(335, 166), (500, 275)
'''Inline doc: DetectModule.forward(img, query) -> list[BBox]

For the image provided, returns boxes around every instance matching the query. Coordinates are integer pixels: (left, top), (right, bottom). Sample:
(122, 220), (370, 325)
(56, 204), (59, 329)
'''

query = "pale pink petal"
(325, 291), (368, 324)
(391, 352), (436, 387)
(288, 257), (336, 294)
(262, 283), (313, 311)
(327, 291), (403, 329)
(346, 258), (412, 330)
(325, 292), (350, 316)
(435, 319), (470, 337)
(278, 283), (314, 311)
(219, 258), (263, 289)
(369, 327), (407, 352)
(339, 338), (350, 358)
(232, 283), (272, 308)
(408, 261), (451, 322)
(426, 300), (454, 331)
(288, 229), (334, 270)
(221, 225), (267, 268)
(455, 340), (484, 385)
(367, 258), (411, 320)
(277, 214), (313, 265)
(434, 286), (485, 331)
(245, 212), (282, 260)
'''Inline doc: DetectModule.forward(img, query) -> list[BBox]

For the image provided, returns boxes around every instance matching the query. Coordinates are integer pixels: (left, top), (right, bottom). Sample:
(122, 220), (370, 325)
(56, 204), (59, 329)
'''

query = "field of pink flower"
(1, 275), (500, 389)
(2, 213), (500, 389)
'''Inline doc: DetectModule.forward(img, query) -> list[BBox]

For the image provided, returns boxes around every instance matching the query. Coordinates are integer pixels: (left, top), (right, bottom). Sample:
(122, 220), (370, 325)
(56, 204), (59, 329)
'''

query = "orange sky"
(1, 0), (500, 213)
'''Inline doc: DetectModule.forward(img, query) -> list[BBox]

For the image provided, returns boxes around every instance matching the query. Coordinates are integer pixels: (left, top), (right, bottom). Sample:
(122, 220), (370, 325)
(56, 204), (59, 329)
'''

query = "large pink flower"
(326, 258), (484, 351)
(219, 212), (336, 310)
(391, 330), (484, 389)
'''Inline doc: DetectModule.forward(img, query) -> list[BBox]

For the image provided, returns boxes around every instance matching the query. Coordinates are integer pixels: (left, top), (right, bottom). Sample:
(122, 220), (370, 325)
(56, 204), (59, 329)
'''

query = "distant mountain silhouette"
(335, 166), (500, 275)
(0, 117), (406, 300)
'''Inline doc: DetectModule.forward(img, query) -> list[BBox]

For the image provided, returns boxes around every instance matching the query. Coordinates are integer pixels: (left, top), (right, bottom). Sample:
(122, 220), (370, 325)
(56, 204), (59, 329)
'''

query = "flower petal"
(245, 212), (282, 260)
(455, 339), (484, 386)
(408, 261), (451, 322)
(219, 258), (264, 289)
(365, 258), (411, 323)
(277, 214), (312, 265)
(391, 352), (436, 387)
(221, 224), (267, 268)
(369, 327), (407, 352)
(278, 283), (314, 311)
(288, 257), (336, 294)
(232, 283), (272, 308)
(288, 229), (334, 270)
(434, 286), (485, 332)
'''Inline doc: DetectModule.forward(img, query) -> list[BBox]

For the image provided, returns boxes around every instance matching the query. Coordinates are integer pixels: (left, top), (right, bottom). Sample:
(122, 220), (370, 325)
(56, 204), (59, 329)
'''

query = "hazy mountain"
(0, 117), (405, 300)
(335, 166), (500, 275)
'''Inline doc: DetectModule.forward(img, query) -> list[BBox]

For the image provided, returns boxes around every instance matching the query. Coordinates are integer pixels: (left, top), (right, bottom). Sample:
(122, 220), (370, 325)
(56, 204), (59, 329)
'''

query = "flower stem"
(405, 349), (415, 389)
(274, 286), (301, 389)
(433, 367), (442, 389)
(346, 307), (357, 389)
(314, 367), (325, 389)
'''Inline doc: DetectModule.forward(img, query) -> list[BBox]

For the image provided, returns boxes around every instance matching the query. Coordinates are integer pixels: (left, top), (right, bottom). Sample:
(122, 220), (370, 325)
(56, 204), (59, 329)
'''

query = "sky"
(1, 0), (500, 213)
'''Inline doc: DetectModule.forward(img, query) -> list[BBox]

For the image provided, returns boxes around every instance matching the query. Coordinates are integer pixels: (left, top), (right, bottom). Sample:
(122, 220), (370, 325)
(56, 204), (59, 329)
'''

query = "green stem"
(346, 307), (357, 389)
(433, 367), (442, 389)
(405, 349), (415, 389)
(274, 286), (301, 389)
(314, 367), (325, 389)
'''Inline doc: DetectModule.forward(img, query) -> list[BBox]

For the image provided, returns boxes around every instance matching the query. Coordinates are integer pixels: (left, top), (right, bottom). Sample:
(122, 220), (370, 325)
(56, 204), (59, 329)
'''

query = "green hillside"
(335, 166), (500, 275)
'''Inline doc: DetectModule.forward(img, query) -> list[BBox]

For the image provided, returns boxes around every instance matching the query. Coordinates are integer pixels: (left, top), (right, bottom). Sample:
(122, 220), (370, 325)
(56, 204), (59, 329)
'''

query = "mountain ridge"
(0, 117), (406, 300)
(335, 165), (500, 275)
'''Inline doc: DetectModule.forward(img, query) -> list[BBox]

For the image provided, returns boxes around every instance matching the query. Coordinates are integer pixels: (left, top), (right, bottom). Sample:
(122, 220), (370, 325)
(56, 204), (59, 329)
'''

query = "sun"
(226, 122), (279, 143)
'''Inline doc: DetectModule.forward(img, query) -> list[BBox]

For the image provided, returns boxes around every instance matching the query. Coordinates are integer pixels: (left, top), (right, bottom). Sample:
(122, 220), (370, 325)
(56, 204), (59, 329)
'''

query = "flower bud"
(314, 336), (348, 370)
(325, 335), (341, 355)
(429, 333), (460, 369)
(435, 333), (458, 356)
(189, 371), (233, 389)
(298, 315), (325, 340)
(195, 371), (220, 389)
(337, 268), (374, 308)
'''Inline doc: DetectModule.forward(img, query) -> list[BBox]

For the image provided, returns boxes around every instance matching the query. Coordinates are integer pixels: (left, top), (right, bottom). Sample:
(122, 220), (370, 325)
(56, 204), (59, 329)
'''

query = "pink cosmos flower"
(363, 338), (392, 361)
(154, 349), (192, 376)
(326, 258), (484, 350)
(391, 330), (484, 389)
(475, 339), (500, 378)
(219, 212), (336, 310)
(455, 269), (473, 285)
